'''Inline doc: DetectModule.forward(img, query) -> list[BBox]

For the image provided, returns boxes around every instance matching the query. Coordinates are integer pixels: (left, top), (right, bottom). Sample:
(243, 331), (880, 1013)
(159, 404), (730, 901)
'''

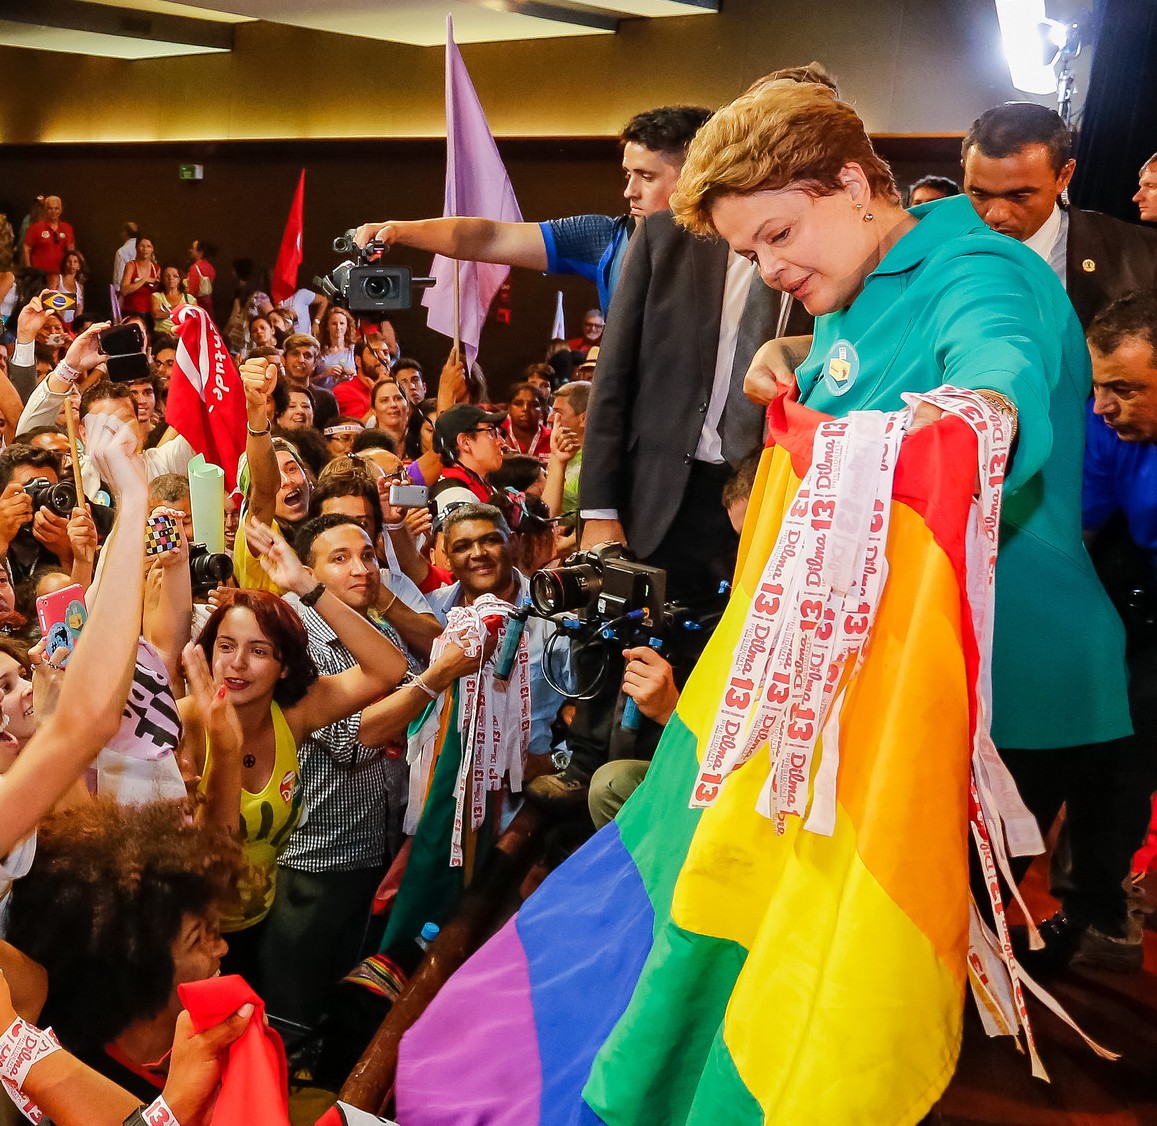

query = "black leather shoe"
(524, 770), (590, 813)
(1011, 911), (1083, 978)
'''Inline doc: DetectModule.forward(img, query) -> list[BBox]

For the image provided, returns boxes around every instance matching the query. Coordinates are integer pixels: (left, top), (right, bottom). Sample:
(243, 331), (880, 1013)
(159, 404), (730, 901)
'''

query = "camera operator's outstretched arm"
(354, 218), (549, 272)
(0, 417), (147, 856)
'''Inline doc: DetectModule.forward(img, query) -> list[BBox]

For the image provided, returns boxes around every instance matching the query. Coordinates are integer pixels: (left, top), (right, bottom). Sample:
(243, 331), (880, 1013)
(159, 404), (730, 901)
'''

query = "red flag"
(169, 304), (247, 490)
(271, 169), (305, 308)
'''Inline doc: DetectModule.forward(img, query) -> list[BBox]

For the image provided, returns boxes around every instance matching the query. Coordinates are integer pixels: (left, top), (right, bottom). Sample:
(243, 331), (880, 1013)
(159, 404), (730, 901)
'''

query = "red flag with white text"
(272, 170), (306, 307)
(170, 304), (247, 490)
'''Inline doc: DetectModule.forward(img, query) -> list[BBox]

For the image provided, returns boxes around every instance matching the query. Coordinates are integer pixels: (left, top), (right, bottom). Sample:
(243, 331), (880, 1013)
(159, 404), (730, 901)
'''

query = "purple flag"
(422, 15), (523, 369)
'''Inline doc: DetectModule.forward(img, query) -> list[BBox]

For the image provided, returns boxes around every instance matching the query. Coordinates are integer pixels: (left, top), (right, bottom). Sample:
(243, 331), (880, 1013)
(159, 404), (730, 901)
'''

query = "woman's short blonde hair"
(671, 81), (899, 236)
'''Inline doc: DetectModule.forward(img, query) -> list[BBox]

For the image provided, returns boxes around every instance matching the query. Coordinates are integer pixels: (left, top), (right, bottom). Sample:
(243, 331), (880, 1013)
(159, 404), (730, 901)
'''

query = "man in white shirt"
(111, 221), (138, 289)
(962, 102), (1157, 327)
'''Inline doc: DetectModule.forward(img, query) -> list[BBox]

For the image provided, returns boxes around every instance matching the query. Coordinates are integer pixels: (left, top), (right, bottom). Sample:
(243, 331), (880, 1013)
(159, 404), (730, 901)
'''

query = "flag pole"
(453, 261), (461, 358)
(62, 398), (86, 509)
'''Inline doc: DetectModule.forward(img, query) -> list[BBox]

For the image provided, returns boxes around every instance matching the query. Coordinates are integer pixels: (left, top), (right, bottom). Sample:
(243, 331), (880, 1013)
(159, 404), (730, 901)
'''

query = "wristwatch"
(300, 582), (327, 608)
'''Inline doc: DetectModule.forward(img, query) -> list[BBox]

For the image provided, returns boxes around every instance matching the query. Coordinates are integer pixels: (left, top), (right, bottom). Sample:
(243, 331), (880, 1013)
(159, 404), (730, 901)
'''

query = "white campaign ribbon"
(429, 594), (532, 868)
(0, 1017), (62, 1123)
(691, 409), (905, 835)
(695, 385), (1116, 1074)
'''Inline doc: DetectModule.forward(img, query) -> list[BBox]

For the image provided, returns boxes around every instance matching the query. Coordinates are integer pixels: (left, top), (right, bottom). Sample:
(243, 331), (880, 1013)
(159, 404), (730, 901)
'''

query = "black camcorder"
(315, 231), (436, 316)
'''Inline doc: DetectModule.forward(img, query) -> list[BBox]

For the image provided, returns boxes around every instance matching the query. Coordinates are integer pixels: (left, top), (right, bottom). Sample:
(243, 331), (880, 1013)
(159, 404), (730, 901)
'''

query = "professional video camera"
(527, 543), (728, 701)
(314, 230), (436, 316)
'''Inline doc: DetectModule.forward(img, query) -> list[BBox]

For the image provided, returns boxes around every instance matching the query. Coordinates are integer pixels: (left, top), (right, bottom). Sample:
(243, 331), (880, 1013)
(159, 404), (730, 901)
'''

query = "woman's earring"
(863, 212), (875, 222)
(854, 202), (863, 211)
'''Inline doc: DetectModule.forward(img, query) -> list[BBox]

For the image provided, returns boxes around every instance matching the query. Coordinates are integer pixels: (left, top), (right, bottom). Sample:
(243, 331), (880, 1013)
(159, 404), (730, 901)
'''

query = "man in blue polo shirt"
(1073, 288), (1157, 971)
(353, 106), (710, 313)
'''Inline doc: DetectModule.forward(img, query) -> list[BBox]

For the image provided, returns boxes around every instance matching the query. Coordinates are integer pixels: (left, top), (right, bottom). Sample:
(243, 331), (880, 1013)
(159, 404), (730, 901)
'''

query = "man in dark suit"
(963, 102), (1157, 971)
(962, 101), (1157, 327)
(578, 209), (810, 594)
(526, 207), (811, 809)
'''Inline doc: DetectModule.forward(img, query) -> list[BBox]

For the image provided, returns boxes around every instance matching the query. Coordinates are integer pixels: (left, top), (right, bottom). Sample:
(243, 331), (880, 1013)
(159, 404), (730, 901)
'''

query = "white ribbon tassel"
(429, 594), (532, 868)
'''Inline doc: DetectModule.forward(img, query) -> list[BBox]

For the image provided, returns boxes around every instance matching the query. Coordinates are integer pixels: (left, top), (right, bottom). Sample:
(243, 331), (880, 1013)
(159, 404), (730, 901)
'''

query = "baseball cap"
(434, 403), (507, 459)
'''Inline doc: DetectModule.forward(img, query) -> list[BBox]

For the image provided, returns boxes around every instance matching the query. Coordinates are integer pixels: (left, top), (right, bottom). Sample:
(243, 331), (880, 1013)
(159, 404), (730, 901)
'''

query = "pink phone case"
(36, 583), (88, 661)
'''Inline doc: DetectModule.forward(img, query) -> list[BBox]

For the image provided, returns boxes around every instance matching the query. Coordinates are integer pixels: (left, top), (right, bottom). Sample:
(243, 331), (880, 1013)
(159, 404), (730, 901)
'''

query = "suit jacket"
(1066, 207), (1157, 327)
(579, 211), (811, 559)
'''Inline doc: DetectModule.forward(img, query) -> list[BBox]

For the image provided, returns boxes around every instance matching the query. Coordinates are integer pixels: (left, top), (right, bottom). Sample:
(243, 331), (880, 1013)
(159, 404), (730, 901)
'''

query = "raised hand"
(16, 293), (51, 344)
(148, 505), (189, 571)
(181, 641), (243, 763)
(66, 506), (97, 567)
(63, 321), (114, 375)
(0, 483), (33, 552)
(161, 1004), (255, 1126)
(238, 358), (278, 416)
(32, 507), (73, 562)
(246, 517), (314, 595)
(440, 347), (468, 406)
(549, 422), (580, 464)
(621, 645), (679, 726)
(84, 412), (146, 501)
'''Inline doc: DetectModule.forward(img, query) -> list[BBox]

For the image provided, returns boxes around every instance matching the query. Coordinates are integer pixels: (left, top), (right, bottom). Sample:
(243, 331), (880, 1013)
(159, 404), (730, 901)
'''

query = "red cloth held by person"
(177, 975), (290, 1126)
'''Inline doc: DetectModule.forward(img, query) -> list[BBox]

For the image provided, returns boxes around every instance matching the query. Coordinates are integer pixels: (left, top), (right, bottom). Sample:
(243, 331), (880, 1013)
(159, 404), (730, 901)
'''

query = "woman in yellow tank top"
(179, 519), (408, 984)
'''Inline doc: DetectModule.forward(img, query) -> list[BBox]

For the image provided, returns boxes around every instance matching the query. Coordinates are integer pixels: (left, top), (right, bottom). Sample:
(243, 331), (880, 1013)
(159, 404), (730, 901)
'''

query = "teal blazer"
(796, 195), (1129, 749)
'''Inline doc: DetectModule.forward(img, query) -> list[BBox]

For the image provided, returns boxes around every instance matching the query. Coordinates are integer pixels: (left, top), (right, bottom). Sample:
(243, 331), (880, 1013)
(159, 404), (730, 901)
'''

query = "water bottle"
(415, 921), (440, 953)
(493, 603), (530, 682)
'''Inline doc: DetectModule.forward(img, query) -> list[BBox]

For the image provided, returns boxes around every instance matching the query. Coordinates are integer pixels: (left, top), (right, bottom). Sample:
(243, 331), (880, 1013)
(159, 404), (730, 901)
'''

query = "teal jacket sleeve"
(923, 247), (1061, 494)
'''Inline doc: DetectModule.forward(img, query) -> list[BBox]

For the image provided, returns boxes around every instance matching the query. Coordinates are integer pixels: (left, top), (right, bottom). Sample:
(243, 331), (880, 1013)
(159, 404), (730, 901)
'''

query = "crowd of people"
(0, 59), (1154, 1124)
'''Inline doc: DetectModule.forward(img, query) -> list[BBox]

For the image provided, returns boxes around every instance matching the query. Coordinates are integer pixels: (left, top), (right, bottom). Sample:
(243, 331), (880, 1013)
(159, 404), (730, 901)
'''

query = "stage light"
(995, 0), (1057, 94)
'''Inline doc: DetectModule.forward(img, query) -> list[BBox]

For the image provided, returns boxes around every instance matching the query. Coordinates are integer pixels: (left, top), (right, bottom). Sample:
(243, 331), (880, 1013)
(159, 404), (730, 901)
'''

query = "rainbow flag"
(395, 396), (983, 1125)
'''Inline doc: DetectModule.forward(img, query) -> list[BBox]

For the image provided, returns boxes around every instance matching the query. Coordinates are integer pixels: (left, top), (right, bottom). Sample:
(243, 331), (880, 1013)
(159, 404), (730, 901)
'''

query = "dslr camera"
(18, 478), (115, 542)
(188, 543), (233, 598)
(530, 543), (669, 634)
(315, 231), (436, 316)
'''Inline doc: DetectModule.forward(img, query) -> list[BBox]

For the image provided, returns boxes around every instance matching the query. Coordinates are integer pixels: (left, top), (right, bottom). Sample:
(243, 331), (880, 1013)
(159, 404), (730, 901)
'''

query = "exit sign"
(179, 164), (204, 181)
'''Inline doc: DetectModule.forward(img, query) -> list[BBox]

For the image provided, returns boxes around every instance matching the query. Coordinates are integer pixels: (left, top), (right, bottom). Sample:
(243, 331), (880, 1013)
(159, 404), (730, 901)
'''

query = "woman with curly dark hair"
(178, 523), (407, 985)
(6, 797), (244, 1101)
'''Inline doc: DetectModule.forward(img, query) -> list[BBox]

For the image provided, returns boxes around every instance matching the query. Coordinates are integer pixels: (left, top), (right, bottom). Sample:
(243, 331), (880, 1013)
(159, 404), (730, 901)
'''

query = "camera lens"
(188, 545), (234, 590)
(364, 275), (396, 300)
(529, 563), (602, 615)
